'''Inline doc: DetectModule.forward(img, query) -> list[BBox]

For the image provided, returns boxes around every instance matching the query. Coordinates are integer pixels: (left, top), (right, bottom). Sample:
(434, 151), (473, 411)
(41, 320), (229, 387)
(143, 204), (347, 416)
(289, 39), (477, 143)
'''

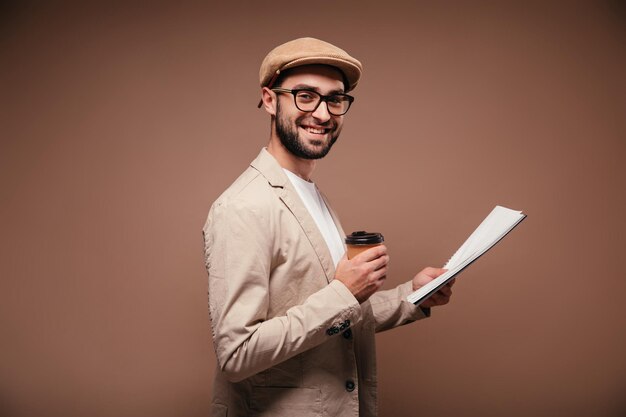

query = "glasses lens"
(326, 95), (351, 115)
(294, 90), (321, 112)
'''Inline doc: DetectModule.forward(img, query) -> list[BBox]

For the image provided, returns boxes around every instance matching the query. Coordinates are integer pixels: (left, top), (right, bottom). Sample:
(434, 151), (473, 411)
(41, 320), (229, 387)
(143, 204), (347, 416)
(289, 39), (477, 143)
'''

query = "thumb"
(423, 267), (448, 278)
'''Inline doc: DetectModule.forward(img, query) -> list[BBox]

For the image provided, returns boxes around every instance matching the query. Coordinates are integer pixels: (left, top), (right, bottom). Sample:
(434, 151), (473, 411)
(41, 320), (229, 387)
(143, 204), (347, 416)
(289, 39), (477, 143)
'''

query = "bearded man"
(202, 37), (454, 417)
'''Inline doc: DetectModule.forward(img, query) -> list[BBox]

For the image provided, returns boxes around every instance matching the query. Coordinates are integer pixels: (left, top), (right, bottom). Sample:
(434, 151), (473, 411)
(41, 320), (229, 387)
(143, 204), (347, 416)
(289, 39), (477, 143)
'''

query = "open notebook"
(407, 205), (526, 306)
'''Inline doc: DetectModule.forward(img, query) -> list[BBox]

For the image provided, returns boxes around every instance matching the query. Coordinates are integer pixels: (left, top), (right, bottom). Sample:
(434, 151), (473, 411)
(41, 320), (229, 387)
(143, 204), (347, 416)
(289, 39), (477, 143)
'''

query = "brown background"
(1, 1), (625, 416)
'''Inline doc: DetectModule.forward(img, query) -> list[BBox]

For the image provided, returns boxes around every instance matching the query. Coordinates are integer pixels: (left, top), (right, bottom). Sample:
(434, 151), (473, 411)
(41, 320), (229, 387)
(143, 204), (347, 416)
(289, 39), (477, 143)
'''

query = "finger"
(371, 266), (387, 282)
(374, 277), (386, 291)
(439, 282), (453, 294)
(373, 273), (386, 289)
(422, 267), (447, 279)
(436, 285), (452, 297)
(427, 292), (449, 306)
(429, 292), (443, 304)
(420, 296), (436, 308)
(370, 254), (389, 272)
(354, 244), (387, 262)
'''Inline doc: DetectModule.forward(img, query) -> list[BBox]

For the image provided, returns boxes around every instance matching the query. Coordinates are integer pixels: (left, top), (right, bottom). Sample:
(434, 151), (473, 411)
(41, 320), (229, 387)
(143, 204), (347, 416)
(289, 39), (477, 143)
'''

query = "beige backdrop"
(1, 2), (625, 416)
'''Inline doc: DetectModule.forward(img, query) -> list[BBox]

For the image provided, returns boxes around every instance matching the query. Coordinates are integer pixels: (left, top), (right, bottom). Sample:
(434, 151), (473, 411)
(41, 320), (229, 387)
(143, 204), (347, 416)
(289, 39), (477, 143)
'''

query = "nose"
(311, 100), (331, 123)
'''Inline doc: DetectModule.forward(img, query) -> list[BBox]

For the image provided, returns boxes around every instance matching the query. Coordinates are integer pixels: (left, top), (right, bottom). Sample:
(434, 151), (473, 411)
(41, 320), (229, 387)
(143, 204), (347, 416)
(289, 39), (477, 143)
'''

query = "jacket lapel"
(250, 148), (337, 283)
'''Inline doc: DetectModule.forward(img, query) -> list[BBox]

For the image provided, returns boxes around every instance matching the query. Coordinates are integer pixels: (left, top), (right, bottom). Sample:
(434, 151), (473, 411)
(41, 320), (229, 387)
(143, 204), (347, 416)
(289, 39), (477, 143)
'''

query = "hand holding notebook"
(407, 206), (526, 306)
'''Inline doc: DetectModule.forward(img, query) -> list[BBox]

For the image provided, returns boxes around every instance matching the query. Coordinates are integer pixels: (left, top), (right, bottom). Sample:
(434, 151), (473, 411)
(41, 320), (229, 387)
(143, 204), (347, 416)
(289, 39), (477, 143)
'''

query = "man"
(203, 37), (454, 417)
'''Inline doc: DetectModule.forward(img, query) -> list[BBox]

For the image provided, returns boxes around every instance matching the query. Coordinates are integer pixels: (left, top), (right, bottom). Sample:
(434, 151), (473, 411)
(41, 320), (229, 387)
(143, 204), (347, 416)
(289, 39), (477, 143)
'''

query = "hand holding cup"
(335, 231), (388, 303)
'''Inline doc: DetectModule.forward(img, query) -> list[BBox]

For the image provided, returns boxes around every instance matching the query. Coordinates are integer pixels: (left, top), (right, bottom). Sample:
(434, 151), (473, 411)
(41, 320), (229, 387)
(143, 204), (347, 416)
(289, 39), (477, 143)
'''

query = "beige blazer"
(203, 148), (428, 417)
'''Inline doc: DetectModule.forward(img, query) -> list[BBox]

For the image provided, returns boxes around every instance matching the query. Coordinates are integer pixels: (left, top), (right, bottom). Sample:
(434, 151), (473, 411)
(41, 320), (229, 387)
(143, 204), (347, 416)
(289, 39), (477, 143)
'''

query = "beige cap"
(259, 37), (363, 92)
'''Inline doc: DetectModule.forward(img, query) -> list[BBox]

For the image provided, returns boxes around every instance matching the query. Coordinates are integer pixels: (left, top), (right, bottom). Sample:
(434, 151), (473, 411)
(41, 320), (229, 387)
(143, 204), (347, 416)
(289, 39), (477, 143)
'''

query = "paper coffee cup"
(345, 231), (384, 259)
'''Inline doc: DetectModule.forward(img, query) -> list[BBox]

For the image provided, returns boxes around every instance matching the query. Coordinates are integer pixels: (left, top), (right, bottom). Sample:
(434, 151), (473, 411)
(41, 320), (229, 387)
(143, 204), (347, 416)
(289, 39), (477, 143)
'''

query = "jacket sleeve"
(368, 280), (430, 333)
(203, 198), (362, 383)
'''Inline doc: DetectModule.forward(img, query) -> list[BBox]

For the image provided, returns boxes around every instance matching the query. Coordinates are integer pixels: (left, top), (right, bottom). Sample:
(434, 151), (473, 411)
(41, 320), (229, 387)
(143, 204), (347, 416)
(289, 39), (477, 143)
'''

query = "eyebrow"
(289, 84), (345, 95)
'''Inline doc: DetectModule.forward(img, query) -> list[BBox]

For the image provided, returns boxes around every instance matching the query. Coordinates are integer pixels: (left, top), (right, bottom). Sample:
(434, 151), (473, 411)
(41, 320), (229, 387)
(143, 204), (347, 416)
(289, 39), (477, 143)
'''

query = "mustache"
(296, 116), (336, 129)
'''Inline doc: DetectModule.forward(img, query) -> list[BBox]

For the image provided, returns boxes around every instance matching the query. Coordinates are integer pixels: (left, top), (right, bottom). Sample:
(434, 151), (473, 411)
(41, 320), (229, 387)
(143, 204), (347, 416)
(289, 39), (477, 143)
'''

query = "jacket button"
(345, 380), (355, 392)
(327, 326), (340, 336)
(342, 329), (352, 339)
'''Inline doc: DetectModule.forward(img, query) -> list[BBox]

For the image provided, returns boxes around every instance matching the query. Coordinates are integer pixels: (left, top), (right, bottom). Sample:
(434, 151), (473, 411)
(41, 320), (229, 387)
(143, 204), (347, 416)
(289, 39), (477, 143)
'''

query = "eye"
(296, 91), (316, 102)
(328, 96), (343, 105)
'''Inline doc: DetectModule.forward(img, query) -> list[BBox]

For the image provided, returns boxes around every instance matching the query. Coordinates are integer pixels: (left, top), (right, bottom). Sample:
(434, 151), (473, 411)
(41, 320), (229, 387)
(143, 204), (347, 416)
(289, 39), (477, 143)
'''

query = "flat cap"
(259, 37), (362, 92)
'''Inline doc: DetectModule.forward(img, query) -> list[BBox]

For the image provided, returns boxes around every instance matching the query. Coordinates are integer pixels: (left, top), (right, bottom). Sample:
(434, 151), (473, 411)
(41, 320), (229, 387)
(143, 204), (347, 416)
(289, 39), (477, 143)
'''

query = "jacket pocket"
(250, 386), (321, 417)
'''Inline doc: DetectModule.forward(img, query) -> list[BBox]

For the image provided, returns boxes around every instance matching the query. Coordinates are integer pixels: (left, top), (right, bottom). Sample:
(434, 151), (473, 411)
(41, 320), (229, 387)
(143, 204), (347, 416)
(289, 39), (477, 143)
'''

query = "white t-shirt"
(283, 169), (346, 267)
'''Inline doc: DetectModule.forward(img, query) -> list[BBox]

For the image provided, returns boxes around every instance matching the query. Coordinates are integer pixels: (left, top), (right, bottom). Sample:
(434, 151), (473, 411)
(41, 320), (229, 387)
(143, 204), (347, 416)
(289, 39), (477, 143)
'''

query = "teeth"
(305, 127), (325, 134)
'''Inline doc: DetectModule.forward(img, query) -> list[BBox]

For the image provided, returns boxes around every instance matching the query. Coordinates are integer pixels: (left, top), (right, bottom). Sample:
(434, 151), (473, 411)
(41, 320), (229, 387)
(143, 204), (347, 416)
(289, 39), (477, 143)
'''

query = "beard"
(275, 100), (341, 160)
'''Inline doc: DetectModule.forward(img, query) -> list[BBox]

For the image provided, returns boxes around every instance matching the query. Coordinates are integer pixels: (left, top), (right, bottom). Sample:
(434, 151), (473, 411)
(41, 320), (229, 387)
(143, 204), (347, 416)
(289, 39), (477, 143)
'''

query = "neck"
(267, 136), (317, 182)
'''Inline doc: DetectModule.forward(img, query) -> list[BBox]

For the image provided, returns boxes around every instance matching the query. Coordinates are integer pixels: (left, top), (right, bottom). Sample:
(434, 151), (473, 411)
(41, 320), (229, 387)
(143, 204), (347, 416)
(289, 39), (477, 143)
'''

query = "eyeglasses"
(271, 88), (354, 116)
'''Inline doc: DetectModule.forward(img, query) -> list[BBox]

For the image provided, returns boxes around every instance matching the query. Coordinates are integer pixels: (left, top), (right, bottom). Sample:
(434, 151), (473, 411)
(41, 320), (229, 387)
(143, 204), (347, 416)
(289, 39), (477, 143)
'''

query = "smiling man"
(202, 37), (454, 417)
(270, 65), (346, 161)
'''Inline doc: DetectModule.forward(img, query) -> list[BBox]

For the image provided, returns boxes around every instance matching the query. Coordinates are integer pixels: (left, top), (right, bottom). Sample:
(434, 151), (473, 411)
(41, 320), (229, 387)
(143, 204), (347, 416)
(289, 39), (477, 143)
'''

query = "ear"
(261, 87), (277, 116)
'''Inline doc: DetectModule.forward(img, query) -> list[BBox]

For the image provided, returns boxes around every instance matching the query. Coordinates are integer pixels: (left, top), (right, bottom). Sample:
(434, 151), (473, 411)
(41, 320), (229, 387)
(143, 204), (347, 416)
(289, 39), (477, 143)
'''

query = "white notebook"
(407, 205), (526, 305)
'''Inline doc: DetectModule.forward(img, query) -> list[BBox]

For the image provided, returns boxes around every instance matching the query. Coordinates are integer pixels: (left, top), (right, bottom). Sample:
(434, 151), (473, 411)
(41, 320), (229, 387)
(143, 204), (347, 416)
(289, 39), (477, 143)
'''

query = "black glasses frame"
(271, 88), (354, 116)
